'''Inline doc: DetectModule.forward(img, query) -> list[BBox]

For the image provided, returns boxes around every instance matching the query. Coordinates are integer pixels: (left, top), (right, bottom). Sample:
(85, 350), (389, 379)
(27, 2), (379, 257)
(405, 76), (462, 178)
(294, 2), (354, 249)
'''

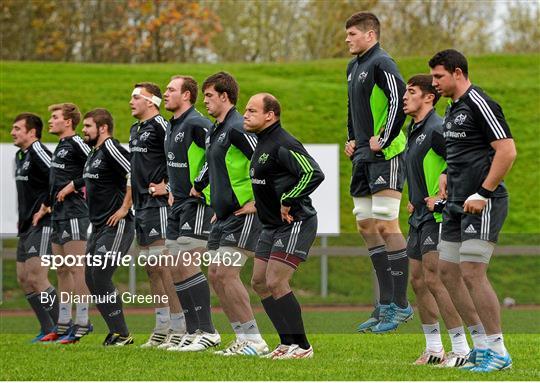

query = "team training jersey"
(165, 106), (212, 203)
(405, 109), (446, 228)
(347, 42), (406, 162)
(83, 137), (132, 227)
(129, 114), (169, 210)
(15, 141), (52, 234)
(443, 85), (512, 202)
(193, 107), (256, 219)
(49, 135), (90, 220)
(250, 121), (324, 227)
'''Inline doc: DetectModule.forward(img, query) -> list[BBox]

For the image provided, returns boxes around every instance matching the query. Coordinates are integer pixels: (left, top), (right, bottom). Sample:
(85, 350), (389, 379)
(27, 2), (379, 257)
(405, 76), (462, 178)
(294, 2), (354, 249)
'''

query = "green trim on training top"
(423, 148), (447, 223)
(281, 151), (313, 202)
(225, 145), (253, 207)
(370, 84), (406, 160)
(187, 142), (210, 203)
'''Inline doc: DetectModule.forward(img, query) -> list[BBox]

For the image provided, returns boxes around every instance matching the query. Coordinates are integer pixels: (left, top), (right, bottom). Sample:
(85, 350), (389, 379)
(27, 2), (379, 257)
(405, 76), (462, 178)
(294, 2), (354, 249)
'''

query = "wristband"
(477, 186), (494, 199)
(465, 193), (488, 202)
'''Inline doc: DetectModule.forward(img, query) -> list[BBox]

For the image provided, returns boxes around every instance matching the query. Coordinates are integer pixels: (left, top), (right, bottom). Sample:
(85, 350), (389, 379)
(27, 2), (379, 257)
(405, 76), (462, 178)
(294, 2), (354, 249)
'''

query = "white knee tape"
(216, 246), (248, 267)
(372, 196), (400, 221)
(176, 236), (208, 250)
(138, 248), (149, 261)
(352, 197), (372, 221)
(148, 246), (167, 258)
(459, 239), (494, 264)
(437, 240), (461, 264)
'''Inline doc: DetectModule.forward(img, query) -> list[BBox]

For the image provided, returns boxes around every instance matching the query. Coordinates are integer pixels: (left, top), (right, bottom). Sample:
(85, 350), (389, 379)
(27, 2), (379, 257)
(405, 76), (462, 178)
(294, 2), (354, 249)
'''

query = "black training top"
(83, 137), (132, 227)
(250, 121), (324, 227)
(15, 140), (52, 234)
(129, 114), (169, 210)
(442, 85), (512, 202)
(49, 135), (90, 220)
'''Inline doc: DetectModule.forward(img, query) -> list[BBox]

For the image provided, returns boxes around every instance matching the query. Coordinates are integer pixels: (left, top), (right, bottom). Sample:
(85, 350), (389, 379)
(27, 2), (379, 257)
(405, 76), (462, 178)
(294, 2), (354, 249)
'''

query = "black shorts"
(167, 199), (213, 241)
(207, 213), (261, 252)
(350, 152), (405, 197)
(51, 217), (90, 245)
(86, 218), (135, 258)
(255, 215), (318, 264)
(135, 206), (168, 246)
(17, 224), (52, 262)
(407, 220), (441, 260)
(441, 198), (508, 243)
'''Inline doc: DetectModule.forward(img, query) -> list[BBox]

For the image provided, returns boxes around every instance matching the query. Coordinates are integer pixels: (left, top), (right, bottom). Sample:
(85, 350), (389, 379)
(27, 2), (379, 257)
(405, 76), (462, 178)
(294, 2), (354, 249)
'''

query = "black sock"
(387, 249), (409, 308)
(42, 286), (59, 325)
(185, 272), (215, 333)
(261, 296), (293, 345)
(26, 292), (54, 333)
(369, 245), (394, 305)
(175, 279), (198, 334)
(274, 292), (310, 349)
(97, 292), (129, 336)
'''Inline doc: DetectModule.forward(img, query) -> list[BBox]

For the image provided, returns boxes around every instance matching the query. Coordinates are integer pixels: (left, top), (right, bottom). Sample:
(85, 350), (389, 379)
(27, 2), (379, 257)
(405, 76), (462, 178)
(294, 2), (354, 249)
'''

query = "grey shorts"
(51, 217), (90, 245)
(17, 224), (52, 262)
(441, 198), (508, 243)
(350, 153), (405, 197)
(135, 206), (168, 246)
(207, 213), (261, 252)
(167, 199), (213, 241)
(255, 215), (318, 264)
(407, 220), (441, 260)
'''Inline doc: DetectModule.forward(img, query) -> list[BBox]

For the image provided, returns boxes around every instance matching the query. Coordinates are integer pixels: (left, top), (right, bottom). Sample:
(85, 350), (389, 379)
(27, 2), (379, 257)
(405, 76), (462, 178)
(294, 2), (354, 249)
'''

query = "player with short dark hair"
(246, 93), (324, 359)
(128, 82), (184, 347)
(189, 72), (268, 354)
(160, 75), (218, 351)
(11, 113), (59, 342)
(404, 74), (483, 367)
(429, 49), (516, 372)
(37, 102), (93, 343)
(82, 108), (134, 346)
(344, 11), (411, 333)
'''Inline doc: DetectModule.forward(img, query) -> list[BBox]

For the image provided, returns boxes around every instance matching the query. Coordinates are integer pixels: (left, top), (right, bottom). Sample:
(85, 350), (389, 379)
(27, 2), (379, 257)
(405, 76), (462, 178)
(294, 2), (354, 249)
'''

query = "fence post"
(320, 236), (328, 297)
(129, 253), (136, 295)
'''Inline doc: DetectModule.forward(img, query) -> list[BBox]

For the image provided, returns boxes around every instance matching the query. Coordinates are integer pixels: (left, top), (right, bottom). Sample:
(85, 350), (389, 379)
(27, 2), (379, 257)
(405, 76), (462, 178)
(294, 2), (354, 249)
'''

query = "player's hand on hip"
(107, 206), (129, 226)
(369, 136), (382, 152)
(463, 194), (488, 214)
(281, 205), (294, 224)
(234, 201), (256, 216)
(57, 181), (76, 202)
(168, 192), (174, 207)
(32, 204), (50, 226)
(210, 213), (217, 224)
(424, 196), (439, 212)
(407, 201), (415, 214)
(438, 174), (448, 199)
(190, 186), (202, 198)
(148, 180), (168, 197)
(344, 140), (356, 158)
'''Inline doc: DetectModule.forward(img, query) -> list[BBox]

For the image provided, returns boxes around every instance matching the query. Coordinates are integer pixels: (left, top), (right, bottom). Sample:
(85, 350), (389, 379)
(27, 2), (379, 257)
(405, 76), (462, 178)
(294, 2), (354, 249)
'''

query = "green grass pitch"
(1, 310), (539, 380)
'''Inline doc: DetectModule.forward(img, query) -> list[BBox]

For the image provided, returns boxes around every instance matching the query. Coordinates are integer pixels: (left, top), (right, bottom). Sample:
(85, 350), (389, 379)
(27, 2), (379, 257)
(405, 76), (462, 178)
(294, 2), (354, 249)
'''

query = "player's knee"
(56, 264), (71, 278)
(424, 269), (441, 293)
(352, 197), (372, 222)
(409, 272), (425, 294)
(375, 219), (399, 237)
(250, 275), (268, 296)
(266, 275), (287, 296)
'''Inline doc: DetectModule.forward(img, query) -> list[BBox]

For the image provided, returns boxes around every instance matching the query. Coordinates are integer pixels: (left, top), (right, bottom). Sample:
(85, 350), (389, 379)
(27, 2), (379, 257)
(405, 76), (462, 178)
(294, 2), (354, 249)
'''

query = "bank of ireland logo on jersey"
(250, 168), (255, 177)
(454, 113), (467, 125)
(358, 71), (368, 83)
(175, 131), (184, 142)
(22, 161), (30, 170)
(258, 153), (269, 164)
(415, 133), (426, 145)
(168, 152), (175, 160)
(92, 158), (102, 168)
(217, 132), (226, 143)
(140, 131), (151, 141)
